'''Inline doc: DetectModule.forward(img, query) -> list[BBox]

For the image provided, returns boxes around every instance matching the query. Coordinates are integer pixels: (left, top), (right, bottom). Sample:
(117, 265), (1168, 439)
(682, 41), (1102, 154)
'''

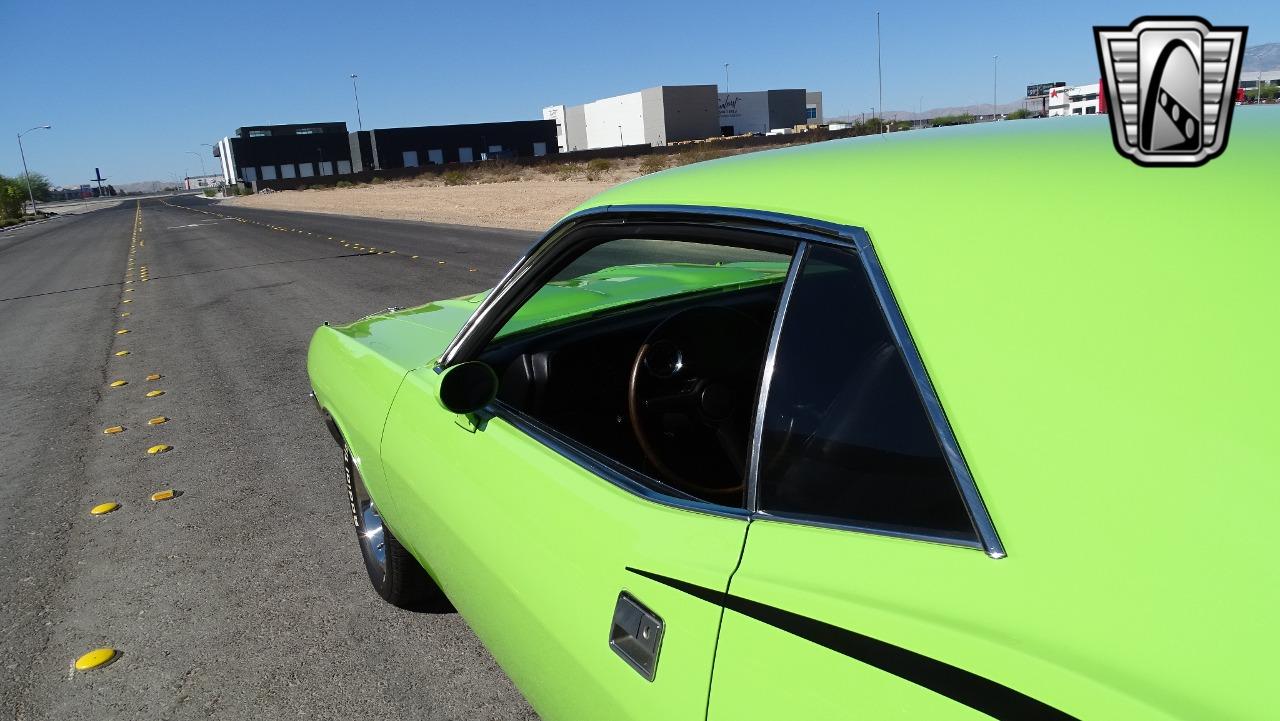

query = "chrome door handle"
(609, 592), (664, 681)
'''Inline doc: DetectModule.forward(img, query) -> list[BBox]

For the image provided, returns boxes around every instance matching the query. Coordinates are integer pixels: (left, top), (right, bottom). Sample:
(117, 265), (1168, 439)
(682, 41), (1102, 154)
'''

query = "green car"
(307, 113), (1277, 720)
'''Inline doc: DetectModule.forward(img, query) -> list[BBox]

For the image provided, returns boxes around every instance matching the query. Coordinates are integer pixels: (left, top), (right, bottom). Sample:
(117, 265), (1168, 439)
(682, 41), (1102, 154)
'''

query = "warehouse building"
(542, 85), (721, 151)
(349, 120), (556, 171)
(216, 119), (559, 184)
(717, 89), (809, 135)
(806, 91), (824, 126)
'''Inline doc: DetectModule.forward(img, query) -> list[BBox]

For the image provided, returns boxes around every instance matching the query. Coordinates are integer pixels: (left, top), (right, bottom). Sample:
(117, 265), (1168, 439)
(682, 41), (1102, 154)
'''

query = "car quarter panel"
(379, 365), (749, 721)
(577, 113), (1278, 718)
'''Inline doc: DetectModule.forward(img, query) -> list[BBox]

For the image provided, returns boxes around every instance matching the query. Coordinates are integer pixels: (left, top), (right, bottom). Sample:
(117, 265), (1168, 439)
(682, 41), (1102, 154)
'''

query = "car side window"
(756, 244), (978, 543)
(481, 235), (793, 509)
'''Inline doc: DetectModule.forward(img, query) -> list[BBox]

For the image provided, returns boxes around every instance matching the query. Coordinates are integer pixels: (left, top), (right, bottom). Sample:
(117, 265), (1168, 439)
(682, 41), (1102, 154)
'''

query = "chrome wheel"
(346, 454), (386, 578)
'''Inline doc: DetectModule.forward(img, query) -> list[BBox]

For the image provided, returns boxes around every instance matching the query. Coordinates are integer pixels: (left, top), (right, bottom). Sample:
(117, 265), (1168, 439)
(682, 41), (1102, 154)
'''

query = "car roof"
(577, 112), (1279, 696)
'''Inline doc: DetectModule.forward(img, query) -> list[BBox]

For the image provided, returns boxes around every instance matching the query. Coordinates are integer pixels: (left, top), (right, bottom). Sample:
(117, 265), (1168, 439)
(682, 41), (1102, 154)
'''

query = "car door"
(379, 221), (799, 720)
(703, 243), (1083, 719)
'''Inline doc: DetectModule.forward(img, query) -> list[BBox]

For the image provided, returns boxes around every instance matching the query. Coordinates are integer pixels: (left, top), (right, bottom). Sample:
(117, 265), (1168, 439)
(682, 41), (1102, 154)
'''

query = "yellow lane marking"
(114, 350), (130, 356)
(90, 502), (119, 515)
(146, 444), (172, 455)
(147, 416), (168, 425)
(150, 489), (176, 502)
(145, 373), (161, 381)
(116, 329), (130, 334)
(109, 379), (128, 387)
(103, 425), (124, 435)
(145, 390), (165, 398)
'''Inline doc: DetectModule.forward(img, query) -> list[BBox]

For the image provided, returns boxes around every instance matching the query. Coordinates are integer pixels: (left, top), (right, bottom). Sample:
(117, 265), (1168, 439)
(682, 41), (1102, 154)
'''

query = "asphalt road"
(0, 197), (541, 720)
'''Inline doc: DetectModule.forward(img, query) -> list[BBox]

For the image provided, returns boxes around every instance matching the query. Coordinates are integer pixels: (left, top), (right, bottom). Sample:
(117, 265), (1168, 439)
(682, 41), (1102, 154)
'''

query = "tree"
(1246, 84), (1277, 102)
(1007, 108), (1034, 120)
(0, 175), (28, 219)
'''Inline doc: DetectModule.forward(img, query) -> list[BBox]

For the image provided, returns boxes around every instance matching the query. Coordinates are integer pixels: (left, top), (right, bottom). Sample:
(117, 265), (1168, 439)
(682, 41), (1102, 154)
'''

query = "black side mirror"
(437, 361), (498, 415)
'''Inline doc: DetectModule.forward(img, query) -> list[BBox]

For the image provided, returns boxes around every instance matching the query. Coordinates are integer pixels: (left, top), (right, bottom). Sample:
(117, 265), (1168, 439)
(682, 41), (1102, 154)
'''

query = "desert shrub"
(672, 147), (729, 167)
(370, 176), (386, 185)
(553, 164), (579, 181)
(931, 113), (975, 127)
(335, 180), (353, 188)
(583, 158), (614, 181)
(638, 155), (669, 174)
(535, 163), (561, 175)
(443, 170), (467, 186)
(1006, 108), (1033, 120)
(203, 188), (215, 197)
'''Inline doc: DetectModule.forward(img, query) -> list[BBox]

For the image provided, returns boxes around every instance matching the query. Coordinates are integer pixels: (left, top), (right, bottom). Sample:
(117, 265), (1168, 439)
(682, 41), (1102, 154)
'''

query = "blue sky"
(1, 0), (1274, 185)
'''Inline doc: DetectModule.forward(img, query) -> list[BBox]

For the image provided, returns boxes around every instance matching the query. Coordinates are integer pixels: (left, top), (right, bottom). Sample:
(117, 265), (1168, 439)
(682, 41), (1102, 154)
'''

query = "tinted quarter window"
(757, 245), (977, 542)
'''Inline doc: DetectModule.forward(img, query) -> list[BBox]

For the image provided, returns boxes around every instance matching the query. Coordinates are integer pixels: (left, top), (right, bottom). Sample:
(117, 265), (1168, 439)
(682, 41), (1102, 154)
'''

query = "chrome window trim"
(752, 510), (986, 551)
(487, 400), (751, 522)
(745, 241), (810, 512)
(441, 204), (1005, 559)
(851, 231), (1006, 559)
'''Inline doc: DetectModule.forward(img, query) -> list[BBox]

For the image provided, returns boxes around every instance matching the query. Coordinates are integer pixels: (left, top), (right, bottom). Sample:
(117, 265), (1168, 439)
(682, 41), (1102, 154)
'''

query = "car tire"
(344, 448), (449, 611)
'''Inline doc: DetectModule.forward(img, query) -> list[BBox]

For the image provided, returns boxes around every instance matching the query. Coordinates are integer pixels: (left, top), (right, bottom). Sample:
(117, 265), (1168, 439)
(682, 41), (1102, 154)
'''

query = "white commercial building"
(1048, 83), (1101, 116)
(544, 85), (720, 151)
(183, 174), (223, 191)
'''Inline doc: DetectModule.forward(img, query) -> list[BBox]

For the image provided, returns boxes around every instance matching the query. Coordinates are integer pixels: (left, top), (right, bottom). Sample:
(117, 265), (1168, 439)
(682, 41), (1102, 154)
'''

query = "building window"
(248, 130), (271, 137)
(427, 149), (444, 165)
(402, 150), (419, 168)
(806, 107), (818, 119)
(241, 167), (257, 182)
(280, 164), (297, 179)
(319, 161), (335, 176)
(337, 160), (352, 174)
(1085, 107), (1097, 115)
(458, 147), (474, 163)
(298, 163), (315, 178)
(533, 142), (547, 157)
(260, 165), (278, 180)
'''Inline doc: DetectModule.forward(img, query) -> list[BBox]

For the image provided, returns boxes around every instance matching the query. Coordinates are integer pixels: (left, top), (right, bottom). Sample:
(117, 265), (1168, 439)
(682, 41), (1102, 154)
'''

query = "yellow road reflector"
(123, 288), (134, 293)
(121, 299), (132, 303)
(147, 444), (172, 455)
(145, 373), (161, 381)
(145, 390), (165, 398)
(90, 502), (119, 515)
(109, 379), (128, 387)
(437, 260), (445, 265)
(115, 329), (130, 334)
(120, 312), (130, 317)
(410, 255), (419, 259)
(123, 280), (133, 285)
(103, 425), (124, 435)
(114, 350), (130, 356)
(74, 648), (118, 671)
(468, 268), (477, 272)
(147, 416), (168, 425)
(150, 489), (176, 502)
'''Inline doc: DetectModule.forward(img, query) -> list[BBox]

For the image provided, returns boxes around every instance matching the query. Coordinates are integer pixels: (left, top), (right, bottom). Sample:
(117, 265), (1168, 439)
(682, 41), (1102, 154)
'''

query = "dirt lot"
(221, 158), (656, 231)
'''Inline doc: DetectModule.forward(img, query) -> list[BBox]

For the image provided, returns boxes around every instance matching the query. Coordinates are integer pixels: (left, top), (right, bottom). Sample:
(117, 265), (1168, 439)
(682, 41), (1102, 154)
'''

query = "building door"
(427, 149), (444, 165)
(403, 150), (419, 168)
(458, 147), (474, 163)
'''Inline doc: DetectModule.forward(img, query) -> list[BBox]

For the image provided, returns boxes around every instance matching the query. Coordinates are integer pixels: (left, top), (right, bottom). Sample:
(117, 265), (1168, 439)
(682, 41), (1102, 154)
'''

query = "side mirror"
(437, 361), (499, 415)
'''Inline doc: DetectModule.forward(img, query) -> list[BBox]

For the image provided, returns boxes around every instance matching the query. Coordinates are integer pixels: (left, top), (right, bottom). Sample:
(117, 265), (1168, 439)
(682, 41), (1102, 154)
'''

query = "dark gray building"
(717, 89), (809, 135)
(350, 119), (557, 171)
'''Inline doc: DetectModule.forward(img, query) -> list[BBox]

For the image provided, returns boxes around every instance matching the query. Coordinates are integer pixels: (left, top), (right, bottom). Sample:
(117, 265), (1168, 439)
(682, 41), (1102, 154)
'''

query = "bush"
(370, 176), (386, 185)
(203, 188), (215, 197)
(638, 155), (669, 174)
(1006, 108), (1033, 120)
(672, 147), (729, 167)
(335, 180), (353, 188)
(583, 158), (614, 181)
(553, 164), (579, 181)
(931, 113), (975, 127)
(443, 170), (468, 186)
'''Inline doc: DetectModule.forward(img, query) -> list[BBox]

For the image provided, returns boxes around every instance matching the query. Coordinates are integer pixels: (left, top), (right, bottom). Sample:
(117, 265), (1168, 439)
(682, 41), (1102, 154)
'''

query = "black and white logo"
(1094, 16), (1247, 166)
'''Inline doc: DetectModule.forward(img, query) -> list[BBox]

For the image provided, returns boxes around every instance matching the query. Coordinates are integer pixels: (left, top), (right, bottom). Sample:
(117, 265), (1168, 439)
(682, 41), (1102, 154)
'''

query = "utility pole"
(93, 167), (108, 198)
(723, 63), (730, 95)
(350, 74), (363, 131)
(876, 11), (883, 133)
(16, 125), (51, 215)
(618, 125), (624, 147)
(993, 55), (999, 120)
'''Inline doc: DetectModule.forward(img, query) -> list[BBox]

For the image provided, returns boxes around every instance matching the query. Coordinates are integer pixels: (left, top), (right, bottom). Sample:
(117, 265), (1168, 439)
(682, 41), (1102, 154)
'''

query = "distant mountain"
(1243, 42), (1280, 72)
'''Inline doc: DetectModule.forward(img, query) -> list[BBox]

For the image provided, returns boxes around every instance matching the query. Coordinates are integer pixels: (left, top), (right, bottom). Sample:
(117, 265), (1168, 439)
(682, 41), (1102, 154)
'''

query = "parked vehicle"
(308, 111), (1277, 720)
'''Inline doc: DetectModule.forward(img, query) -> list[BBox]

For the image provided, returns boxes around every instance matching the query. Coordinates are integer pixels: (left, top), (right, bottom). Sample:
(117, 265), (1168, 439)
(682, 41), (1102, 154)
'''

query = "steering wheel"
(627, 306), (767, 498)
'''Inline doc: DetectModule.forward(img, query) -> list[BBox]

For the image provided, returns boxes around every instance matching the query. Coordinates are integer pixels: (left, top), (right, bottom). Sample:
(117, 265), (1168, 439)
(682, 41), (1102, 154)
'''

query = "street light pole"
(186, 151), (208, 181)
(723, 63), (730, 95)
(993, 55), (999, 120)
(618, 125), (624, 147)
(350, 74), (363, 131)
(876, 11), (883, 134)
(16, 125), (51, 216)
